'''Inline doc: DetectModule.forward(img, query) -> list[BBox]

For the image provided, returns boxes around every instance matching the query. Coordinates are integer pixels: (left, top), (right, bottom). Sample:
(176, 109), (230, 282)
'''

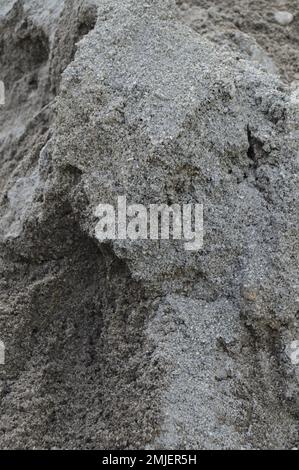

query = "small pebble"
(215, 367), (233, 381)
(274, 11), (294, 25)
(243, 289), (257, 302)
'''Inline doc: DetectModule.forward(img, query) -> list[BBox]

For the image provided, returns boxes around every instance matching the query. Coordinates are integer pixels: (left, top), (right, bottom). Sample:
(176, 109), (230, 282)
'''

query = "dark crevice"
(247, 125), (258, 170)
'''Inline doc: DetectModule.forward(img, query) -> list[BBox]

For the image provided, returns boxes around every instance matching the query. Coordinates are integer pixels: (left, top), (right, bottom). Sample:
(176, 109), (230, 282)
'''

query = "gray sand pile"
(0, 0), (298, 449)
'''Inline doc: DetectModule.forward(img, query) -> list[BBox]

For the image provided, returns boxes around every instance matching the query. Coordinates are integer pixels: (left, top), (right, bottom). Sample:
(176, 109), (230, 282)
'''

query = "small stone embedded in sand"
(274, 11), (294, 25)
(242, 288), (258, 302)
